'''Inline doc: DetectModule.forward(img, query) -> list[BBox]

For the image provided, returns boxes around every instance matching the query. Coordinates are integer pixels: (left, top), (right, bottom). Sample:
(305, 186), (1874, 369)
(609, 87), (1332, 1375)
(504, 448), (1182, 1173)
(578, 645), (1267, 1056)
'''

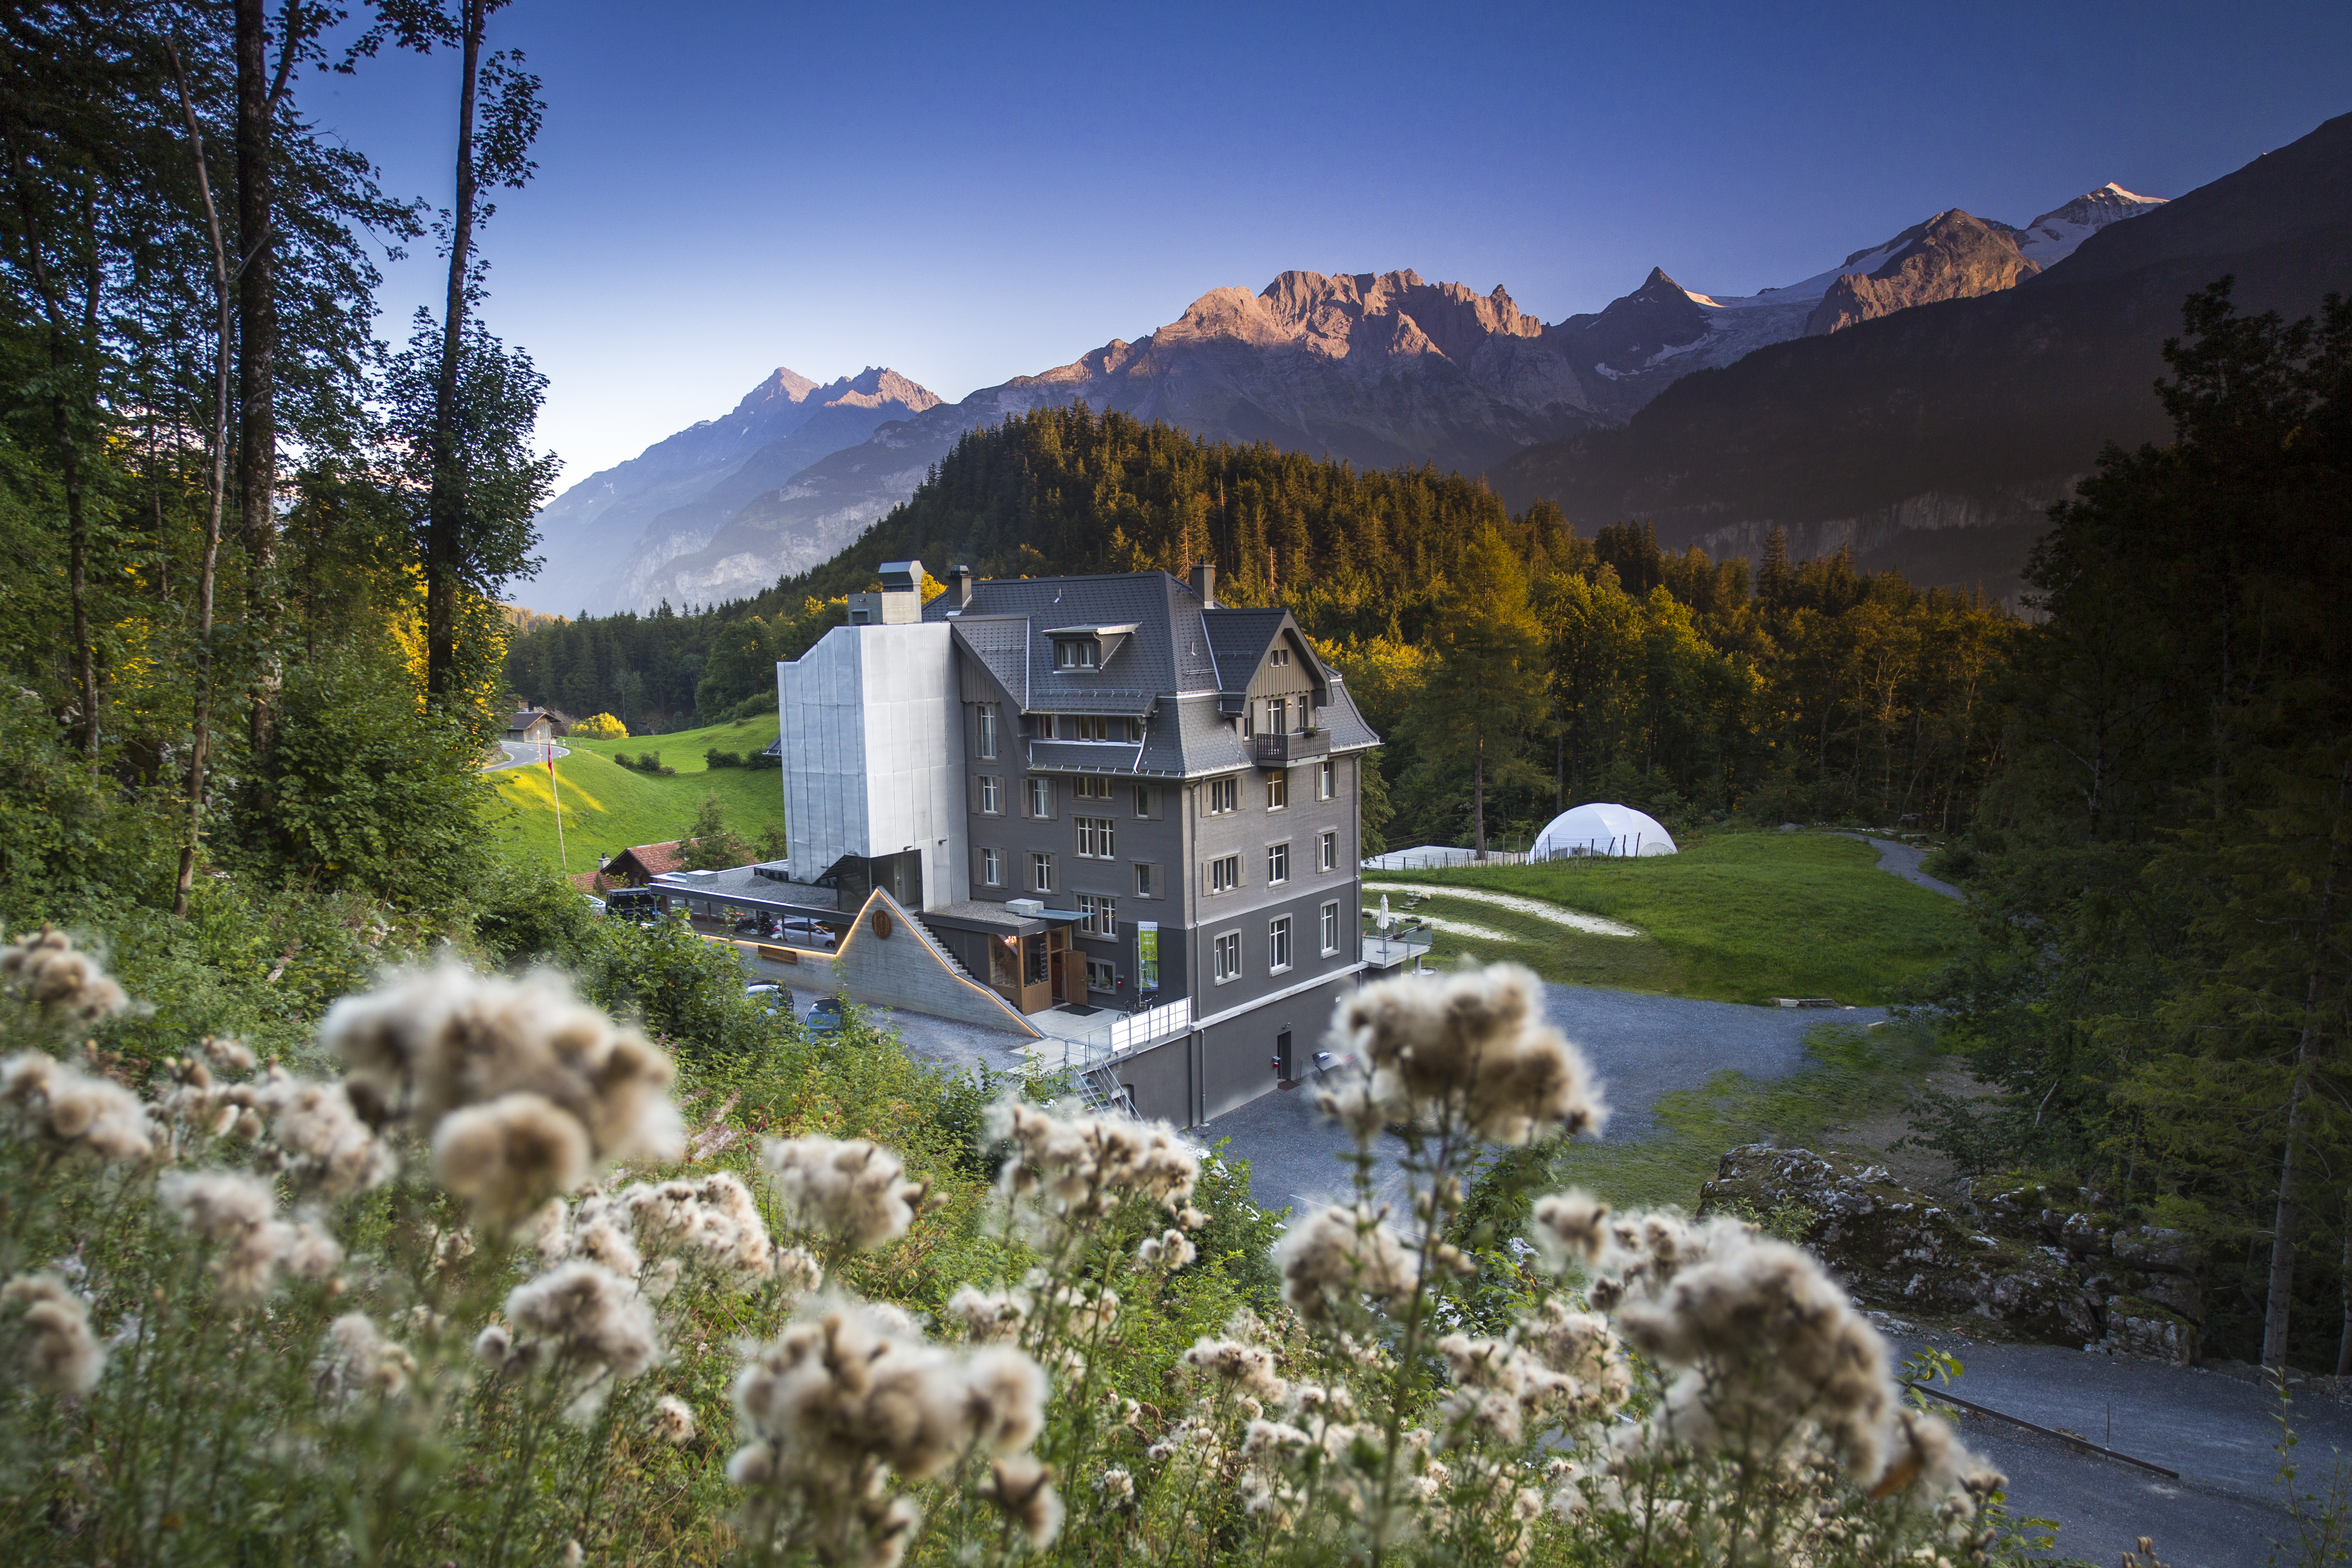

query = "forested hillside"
(510, 406), (2018, 849)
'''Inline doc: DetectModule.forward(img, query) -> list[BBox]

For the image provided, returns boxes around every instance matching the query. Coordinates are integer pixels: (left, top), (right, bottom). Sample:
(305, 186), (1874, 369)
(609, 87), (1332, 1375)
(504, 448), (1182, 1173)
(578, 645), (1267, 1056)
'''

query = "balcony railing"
(1253, 727), (1331, 767)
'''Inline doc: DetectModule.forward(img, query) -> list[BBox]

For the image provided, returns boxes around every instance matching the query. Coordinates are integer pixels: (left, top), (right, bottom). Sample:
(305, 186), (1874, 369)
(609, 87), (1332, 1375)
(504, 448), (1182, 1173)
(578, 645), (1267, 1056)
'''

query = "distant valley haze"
(297, 0), (2352, 609)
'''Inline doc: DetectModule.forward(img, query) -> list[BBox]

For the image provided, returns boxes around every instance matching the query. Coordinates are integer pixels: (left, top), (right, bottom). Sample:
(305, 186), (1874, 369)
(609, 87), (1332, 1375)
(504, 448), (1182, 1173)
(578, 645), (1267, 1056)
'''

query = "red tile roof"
(605, 841), (684, 884)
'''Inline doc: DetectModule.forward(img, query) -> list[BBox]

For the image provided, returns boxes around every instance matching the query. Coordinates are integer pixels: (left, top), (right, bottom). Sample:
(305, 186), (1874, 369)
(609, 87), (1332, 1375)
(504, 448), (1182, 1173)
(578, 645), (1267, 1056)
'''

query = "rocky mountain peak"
(1805, 209), (2041, 336)
(819, 367), (940, 413)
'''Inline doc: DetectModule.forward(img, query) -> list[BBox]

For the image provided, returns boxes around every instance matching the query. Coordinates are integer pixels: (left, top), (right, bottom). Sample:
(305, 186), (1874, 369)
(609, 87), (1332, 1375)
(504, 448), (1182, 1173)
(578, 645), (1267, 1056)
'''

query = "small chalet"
(504, 706), (555, 743)
(603, 841), (684, 887)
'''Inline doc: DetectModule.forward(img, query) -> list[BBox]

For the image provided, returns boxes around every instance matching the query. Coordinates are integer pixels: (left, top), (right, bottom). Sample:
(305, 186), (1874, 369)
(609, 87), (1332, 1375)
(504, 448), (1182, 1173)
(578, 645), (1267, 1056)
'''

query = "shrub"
(573, 712), (630, 740)
(705, 749), (744, 770)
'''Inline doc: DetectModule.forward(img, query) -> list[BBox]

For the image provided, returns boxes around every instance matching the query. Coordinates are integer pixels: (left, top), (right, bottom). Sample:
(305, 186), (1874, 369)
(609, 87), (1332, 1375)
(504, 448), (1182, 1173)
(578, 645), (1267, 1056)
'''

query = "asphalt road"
(483, 740), (571, 771)
(1200, 983), (1884, 1217)
(1896, 1335), (2352, 1568)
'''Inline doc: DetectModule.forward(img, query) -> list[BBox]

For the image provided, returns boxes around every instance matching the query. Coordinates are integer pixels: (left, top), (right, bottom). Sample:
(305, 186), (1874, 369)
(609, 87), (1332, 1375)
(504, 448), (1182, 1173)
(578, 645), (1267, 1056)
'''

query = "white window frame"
(1135, 862), (1157, 899)
(1321, 900), (1341, 956)
(1027, 776), (1052, 818)
(1318, 758), (1334, 800)
(977, 703), (999, 759)
(1269, 915), (1293, 974)
(1085, 956), (1117, 991)
(1209, 853), (1239, 896)
(979, 775), (1002, 814)
(1031, 852), (1054, 894)
(1267, 770), (1288, 810)
(1075, 816), (1115, 859)
(1267, 841), (1290, 886)
(1319, 830), (1337, 873)
(1133, 784), (1153, 818)
(1206, 777), (1237, 815)
(1077, 892), (1118, 939)
(1213, 930), (1242, 985)
(1271, 646), (1291, 668)
(980, 847), (1003, 887)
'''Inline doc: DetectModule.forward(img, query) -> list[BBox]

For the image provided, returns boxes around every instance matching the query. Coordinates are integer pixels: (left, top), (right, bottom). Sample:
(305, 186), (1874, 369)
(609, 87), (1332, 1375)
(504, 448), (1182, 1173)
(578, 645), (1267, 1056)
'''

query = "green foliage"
(233, 636), (498, 908)
(679, 794), (751, 872)
(1923, 282), (2352, 1365)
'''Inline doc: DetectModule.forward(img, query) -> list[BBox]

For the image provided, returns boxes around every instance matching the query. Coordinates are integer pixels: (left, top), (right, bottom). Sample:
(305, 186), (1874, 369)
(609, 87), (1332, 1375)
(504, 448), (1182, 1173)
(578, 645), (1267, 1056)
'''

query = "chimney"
(1189, 561), (1216, 607)
(948, 563), (974, 609)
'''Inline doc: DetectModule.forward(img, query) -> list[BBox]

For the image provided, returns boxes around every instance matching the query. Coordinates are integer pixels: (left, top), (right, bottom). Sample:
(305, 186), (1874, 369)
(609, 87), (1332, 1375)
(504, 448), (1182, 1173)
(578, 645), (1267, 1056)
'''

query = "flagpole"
(547, 739), (568, 874)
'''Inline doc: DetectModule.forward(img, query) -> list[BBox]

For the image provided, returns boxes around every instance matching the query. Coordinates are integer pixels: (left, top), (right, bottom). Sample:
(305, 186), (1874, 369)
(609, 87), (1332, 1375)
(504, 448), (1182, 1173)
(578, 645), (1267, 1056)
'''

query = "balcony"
(1252, 727), (1331, 768)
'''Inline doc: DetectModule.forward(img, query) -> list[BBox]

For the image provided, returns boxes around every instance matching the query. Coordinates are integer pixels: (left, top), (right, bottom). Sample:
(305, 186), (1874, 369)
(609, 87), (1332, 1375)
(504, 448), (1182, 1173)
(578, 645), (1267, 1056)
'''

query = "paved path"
(1896, 1335), (2352, 1567)
(1847, 833), (1964, 901)
(1201, 982), (1883, 1217)
(483, 740), (571, 772)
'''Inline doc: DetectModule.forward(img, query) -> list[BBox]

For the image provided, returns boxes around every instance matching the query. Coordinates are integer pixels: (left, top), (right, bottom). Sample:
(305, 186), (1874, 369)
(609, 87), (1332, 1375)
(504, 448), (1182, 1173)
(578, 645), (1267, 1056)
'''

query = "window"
(1267, 770), (1288, 810)
(1318, 759), (1334, 800)
(1209, 854), (1240, 895)
(1025, 937), (1048, 985)
(1213, 930), (1242, 984)
(1269, 916), (1293, 973)
(1135, 863), (1157, 899)
(1133, 784), (1153, 818)
(1075, 816), (1115, 858)
(1056, 714), (1111, 741)
(1085, 956), (1117, 991)
(1027, 777), (1052, 818)
(1268, 696), (1288, 735)
(1054, 639), (1099, 670)
(1074, 775), (1114, 800)
(1267, 842), (1290, 885)
(1206, 777), (1237, 815)
(977, 704), (999, 759)
(978, 775), (1002, 814)
(1319, 830), (1337, 872)
(1271, 646), (1291, 667)
(980, 847), (1003, 887)
(1078, 893), (1118, 937)
(1127, 716), (1145, 742)
(1031, 852), (1054, 894)
(1321, 901), (1341, 956)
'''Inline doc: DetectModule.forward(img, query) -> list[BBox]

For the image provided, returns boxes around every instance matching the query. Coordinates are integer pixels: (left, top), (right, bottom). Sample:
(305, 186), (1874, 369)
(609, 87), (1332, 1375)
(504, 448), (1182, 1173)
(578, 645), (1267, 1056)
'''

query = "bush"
(572, 711), (629, 739)
(705, 749), (744, 769)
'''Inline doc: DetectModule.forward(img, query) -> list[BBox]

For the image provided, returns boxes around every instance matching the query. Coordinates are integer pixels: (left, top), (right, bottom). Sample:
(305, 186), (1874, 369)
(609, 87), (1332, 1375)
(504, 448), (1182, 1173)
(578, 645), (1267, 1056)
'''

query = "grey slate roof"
(929, 569), (1378, 777)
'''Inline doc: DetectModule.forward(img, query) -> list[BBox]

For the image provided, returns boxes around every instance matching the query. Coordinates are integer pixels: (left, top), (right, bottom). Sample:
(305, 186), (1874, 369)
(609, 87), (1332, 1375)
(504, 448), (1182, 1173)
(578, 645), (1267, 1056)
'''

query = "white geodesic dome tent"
(1531, 802), (1677, 859)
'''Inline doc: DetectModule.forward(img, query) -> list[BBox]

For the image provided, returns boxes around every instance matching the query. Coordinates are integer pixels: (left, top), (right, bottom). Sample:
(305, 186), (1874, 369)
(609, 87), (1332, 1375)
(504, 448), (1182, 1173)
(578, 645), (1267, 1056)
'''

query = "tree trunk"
(62, 419), (95, 755)
(2335, 1207), (2352, 1378)
(169, 40), (234, 918)
(236, 0), (281, 754)
(1473, 734), (1486, 860)
(425, 0), (486, 707)
(2261, 750), (2352, 1368)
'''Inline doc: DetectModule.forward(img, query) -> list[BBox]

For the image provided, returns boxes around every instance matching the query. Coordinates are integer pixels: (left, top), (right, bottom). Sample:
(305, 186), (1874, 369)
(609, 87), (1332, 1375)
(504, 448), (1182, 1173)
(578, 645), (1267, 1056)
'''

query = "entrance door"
(1050, 949), (1069, 1006)
(1275, 1029), (1294, 1082)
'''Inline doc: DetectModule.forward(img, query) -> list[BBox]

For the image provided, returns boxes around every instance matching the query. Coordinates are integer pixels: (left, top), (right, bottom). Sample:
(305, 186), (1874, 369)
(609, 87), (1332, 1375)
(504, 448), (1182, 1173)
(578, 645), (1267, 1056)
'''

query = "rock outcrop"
(1804, 211), (2042, 336)
(1700, 1145), (2204, 1364)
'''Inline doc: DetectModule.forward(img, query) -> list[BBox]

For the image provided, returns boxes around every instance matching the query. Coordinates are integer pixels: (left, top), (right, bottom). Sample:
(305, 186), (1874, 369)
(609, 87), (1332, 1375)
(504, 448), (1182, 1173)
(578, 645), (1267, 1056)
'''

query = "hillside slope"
(1490, 114), (2352, 600)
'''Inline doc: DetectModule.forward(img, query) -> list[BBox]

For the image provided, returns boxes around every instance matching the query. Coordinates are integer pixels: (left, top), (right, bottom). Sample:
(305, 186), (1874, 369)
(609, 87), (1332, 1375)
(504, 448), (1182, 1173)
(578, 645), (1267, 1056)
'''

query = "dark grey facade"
(919, 564), (1381, 1124)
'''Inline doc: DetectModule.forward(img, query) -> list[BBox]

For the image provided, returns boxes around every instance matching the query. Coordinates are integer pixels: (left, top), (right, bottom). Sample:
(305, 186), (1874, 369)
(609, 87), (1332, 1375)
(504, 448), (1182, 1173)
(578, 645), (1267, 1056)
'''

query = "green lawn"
(483, 715), (784, 877)
(1372, 832), (1967, 1006)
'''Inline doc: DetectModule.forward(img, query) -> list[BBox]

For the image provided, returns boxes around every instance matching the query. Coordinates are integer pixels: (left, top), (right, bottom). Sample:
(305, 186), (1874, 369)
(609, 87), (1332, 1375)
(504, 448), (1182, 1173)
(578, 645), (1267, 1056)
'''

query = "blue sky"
(304, 0), (2352, 490)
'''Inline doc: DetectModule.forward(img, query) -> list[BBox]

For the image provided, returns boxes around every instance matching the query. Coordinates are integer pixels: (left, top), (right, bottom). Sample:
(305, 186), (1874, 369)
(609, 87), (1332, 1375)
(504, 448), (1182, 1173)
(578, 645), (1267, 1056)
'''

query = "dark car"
(603, 887), (666, 924)
(746, 982), (793, 1017)
(805, 997), (846, 1035)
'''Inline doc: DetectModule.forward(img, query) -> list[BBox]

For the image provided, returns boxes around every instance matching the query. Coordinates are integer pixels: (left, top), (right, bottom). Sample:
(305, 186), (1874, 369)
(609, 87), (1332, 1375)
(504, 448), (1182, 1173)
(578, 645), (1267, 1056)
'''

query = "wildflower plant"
(0, 932), (2040, 1568)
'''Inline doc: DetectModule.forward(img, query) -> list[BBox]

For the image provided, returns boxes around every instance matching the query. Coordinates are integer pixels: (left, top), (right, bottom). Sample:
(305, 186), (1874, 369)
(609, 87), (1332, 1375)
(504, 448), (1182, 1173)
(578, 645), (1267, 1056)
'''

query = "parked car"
(603, 887), (666, 924)
(745, 982), (793, 1016)
(805, 997), (846, 1035)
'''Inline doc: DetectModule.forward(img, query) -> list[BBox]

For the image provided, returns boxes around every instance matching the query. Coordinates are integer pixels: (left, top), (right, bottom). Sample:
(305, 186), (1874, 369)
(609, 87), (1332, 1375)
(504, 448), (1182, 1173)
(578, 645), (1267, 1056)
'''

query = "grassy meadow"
(484, 714), (784, 876)
(1368, 831), (1967, 1006)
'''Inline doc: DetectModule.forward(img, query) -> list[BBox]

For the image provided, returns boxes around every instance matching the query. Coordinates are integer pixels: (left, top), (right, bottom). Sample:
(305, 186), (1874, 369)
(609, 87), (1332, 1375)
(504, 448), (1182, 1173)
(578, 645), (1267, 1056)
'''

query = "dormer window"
(1045, 622), (1135, 672)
